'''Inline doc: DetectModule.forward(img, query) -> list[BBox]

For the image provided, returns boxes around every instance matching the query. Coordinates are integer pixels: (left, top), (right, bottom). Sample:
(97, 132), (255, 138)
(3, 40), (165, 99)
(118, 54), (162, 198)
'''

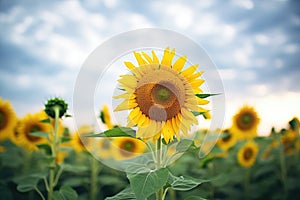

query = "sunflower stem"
(90, 155), (99, 200)
(156, 137), (164, 200)
(278, 134), (287, 200)
(244, 168), (251, 200)
(47, 106), (60, 200)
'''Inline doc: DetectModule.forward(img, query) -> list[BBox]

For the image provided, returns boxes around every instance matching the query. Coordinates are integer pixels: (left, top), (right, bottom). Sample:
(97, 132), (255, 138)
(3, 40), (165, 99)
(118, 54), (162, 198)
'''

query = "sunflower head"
(237, 140), (259, 168)
(100, 105), (113, 129)
(112, 137), (146, 160)
(0, 98), (17, 141)
(97, 138), (113, 159)
(114, 47), (209, 143)
(17, 111), (52, 151)
(289, 117), (300, 132)
(72, 125), (94, 153)
(217, 129), (237, 151)
(281, 129), (297, 154)
(44, 97), (68, 118)
(231, 105), (260, 140)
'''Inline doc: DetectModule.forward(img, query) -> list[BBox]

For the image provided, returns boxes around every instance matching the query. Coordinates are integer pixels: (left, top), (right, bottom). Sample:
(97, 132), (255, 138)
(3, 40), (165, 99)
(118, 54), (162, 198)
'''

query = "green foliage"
(85, 126), (136, 138)
(105, 187), (136, 200)
(168, 172), (207, 191)
(127, 168), (169, 200)
(53, 186), (78, 200)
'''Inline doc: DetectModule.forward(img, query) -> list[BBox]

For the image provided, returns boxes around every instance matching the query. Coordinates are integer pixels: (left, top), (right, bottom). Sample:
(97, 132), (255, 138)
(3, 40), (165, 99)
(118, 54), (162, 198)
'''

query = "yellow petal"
(118, 75), (138, 89)
(191, 79), (205, 89)
(113, 93), (135, 99)
(152, 50), (159, 64)
(185, 71), (204, 81)
(129, 107), (141, 121)
(134, 52), (147, 65)
(142, 52), (153, 63)
(173, 55), (187, 72)
(197, 98), (209, 105)
(181, 64), (198, 77)
(161, 48), (175, 67)
(114, 99), (137, 111)
(124, 61), (136, 70)
(181, 108), (198, 125)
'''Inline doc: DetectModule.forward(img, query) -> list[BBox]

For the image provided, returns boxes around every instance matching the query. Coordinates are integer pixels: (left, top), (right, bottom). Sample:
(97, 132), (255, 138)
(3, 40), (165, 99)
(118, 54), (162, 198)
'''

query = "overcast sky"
(0, 0), (299, 134)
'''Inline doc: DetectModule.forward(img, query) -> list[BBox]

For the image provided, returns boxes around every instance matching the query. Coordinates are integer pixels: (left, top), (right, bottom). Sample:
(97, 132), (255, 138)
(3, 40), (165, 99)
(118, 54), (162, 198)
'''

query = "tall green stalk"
(47, 106), (60, 200)
(244, 168), (250, 200)
(279, 136), (287, 200)
(90, 156), (99, 200)
(156, 137), (164, 200)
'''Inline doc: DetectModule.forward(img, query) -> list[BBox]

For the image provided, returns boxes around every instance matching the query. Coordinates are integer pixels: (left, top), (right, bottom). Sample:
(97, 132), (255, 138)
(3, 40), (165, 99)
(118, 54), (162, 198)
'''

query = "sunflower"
(231, 105), (260, 140)
(97, 138), (113, 159)
(100, 105), (113, 129)
(114, 47), (209, 143)
(0, 98), (17, 141)
(281, 129), (297, 154)
(17, 111), (52, 151)
(112, 137), (146, 160)
(237, 140), (259, 168)
(217, 129), (237, 151)
(72, 125), (94, 152)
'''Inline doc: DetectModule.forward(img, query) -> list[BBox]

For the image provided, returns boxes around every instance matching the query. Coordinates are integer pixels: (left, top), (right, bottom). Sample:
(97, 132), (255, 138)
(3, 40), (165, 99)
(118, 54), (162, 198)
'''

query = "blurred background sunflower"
(16, 110), (51, 151)
(231, 105), (260, 140)
(112, 137), (146, 160)
(237, 140), (259, 168)
(0, 98), (17, 142)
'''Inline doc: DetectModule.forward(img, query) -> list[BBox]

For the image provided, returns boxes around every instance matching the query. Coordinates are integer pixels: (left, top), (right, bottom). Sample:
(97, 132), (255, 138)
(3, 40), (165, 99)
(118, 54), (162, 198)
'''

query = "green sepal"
(195, 93), (220, 99)
(85, 126), (136, 138)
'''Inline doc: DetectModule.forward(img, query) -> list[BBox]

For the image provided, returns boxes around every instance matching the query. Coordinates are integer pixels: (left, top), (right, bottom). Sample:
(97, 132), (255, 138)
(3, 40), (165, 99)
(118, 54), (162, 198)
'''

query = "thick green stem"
(90, 156), (99, 200)
(279, 136), (287, 200)
(47, 106), (60, 200)
(244, 168), (250, 200)
(156, 137), (164, 200)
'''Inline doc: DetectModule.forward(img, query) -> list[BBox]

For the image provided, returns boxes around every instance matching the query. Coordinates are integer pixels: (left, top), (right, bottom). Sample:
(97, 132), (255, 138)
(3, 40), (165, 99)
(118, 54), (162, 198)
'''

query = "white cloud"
(165, 3), (194, 29)
(231, 0), (254, 9)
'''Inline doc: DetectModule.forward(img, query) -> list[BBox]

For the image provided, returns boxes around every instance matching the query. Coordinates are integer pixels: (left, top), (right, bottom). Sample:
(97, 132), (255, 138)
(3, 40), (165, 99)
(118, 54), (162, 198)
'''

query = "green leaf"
(169, 173), (207, 191)
(64, 114), (72, 118)
(14, 172), (47, 192)
(105, 187), (136, 200)
(127, 168), (169, 200)
(40, 118), (51, 123)
(37, 143), (52, 153)
(85, 126), (136, 138)
(195, 93), (220, 99)
(185, 196), (207, 200)
(176, 139), (194, 153)
(60, 163), (89, 174)
(30, 131), (49, 139)
(192, 111), (206, 116)
(60, 136), (72, 143)
(53, 186), (78, 200)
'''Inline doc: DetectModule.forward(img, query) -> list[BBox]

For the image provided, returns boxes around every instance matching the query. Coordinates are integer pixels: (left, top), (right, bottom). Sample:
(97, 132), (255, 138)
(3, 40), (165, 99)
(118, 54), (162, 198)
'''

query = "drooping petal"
(142, 52), (153, 63)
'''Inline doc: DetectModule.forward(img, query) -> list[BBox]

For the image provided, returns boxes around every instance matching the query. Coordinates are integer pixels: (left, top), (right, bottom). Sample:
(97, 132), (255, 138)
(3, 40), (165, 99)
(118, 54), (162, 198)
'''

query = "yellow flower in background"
(237, 140), (259, 168)
(231, 105), (260, 140)
(0, 98), (17, 141)
(217, 129), (237, 151)
(112, 137), (146, 160)
(17, 111), (52, 151)
(100, 105), (113, 129)
(72, 125), (94, 152)
(114, 47), (209, 143)
(281, 129), (297, 154)
(97, 138), (113, 159)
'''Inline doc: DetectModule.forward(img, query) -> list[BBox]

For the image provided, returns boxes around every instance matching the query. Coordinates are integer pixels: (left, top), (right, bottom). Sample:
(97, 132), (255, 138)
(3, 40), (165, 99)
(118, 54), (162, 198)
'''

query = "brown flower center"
(135, 82), (181, 121)
(134, 65), (187, 122)
(222, 130), (231, 142)
(237, 112), (255, 131)
(243, 147), (253, 160)
(26, 125), (43, 142)
(0, 110), (8, 130)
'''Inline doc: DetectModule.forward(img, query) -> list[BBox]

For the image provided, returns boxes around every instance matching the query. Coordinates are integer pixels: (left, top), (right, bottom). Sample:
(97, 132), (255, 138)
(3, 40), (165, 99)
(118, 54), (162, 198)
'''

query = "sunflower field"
(1, 47), (300, 200)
